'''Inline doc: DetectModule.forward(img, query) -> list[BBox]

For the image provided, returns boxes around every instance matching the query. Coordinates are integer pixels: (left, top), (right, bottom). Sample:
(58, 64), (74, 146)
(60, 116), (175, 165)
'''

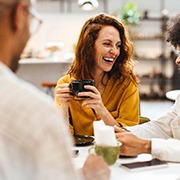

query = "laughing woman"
(55, 13), (139, 136)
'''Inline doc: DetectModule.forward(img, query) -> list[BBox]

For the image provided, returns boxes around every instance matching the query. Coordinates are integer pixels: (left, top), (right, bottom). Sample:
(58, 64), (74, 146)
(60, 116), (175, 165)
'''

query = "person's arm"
(79, 85), (120, 127)
(55, 83), (72, 117)
(115, 126), (151, 156)
(97, 75), (139, 127)
(151, 138), (180, 162)
(55, 75), (75, 134)
(127, 95), (180, 139)
(79, 78), (139, 127)
(114, 80), (139, 127)
(115, 125), (180, 162)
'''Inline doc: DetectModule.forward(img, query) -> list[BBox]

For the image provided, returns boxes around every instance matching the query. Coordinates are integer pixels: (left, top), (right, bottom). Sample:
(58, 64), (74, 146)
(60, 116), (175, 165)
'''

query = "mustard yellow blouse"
(55, 74), (139, 136)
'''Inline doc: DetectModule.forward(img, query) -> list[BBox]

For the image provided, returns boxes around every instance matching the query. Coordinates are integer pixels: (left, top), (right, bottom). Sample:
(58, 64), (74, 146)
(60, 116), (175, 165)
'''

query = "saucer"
(73, 135), (94, 146)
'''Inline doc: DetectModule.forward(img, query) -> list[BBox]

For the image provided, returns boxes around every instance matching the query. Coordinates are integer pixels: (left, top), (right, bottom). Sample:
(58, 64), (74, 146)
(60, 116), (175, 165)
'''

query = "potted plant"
(118, 1), (142, 26)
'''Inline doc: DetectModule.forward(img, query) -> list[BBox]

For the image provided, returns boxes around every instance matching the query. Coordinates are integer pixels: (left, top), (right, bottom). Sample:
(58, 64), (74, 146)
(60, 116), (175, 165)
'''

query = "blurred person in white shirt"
(115, 13), (180, 163)
(0, 0), (110, 179)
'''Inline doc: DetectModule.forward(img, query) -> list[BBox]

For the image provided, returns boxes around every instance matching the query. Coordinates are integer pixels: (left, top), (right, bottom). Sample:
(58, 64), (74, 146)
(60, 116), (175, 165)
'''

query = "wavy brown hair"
(165, 13), (180, 48)
(68, 13), (138, 84)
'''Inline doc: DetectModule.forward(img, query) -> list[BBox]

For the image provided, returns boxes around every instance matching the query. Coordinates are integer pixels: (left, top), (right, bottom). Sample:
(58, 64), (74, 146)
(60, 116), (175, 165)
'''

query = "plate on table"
(73, 135), (94, 146)
(119, 155), (137, 158)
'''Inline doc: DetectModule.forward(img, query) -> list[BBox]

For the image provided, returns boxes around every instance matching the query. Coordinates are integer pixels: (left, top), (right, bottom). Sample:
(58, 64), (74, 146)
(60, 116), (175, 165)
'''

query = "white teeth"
(103, 57), (114, 62)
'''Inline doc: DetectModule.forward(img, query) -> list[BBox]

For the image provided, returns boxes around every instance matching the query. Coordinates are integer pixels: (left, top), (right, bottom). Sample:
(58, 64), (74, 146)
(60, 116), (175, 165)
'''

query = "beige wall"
(26, 0), (180, 55)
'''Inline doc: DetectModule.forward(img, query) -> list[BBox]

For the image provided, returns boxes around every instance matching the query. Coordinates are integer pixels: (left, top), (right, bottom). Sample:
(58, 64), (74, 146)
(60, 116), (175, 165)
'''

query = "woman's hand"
(56, 83), (73, 108)
(78, 85), (106, 115)
(78, 85), (119, 126)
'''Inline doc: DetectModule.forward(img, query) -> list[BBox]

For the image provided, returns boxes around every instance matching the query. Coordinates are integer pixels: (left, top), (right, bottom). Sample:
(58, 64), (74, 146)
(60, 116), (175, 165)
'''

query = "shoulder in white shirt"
(128, 94), (180, 162)
(0, 62), (82, 179)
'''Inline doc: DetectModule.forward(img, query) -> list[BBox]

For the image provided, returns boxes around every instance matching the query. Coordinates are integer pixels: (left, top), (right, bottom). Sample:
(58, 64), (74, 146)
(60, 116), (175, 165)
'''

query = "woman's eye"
(103, 42), (111, 46)
(117, 44), (121, 48)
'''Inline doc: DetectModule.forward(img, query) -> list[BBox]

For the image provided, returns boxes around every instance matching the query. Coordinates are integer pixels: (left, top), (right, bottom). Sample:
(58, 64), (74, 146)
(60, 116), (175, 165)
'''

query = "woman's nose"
(110, 46), (120, 55)
(175, 54), (180, 65)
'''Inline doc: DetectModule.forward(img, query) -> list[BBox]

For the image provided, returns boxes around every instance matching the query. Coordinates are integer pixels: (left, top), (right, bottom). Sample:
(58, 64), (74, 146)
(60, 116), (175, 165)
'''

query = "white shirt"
(0, 62), (82, 180)
(128, 94), (180, 162)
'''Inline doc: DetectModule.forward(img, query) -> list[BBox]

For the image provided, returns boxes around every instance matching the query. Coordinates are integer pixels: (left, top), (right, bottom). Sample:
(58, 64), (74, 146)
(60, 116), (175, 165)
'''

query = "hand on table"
(114, 125), (151, 156)
(82, 154), (110, 180)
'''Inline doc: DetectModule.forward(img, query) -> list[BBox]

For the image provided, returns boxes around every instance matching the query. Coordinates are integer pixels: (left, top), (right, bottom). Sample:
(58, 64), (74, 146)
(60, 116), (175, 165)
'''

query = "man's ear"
(11, 1), (27, 32)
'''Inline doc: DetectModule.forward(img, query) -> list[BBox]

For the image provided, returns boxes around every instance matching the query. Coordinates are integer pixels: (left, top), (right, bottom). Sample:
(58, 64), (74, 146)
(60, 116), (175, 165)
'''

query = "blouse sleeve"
(116, 79), (140, 127)
(54, 75), (75, 135)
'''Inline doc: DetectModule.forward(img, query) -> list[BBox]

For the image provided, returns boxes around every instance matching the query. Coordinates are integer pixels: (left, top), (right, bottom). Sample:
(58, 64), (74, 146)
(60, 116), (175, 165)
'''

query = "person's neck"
(94, 71), (108, 94)
(0, 33), (13, 68)
(0, 51), (10, 68)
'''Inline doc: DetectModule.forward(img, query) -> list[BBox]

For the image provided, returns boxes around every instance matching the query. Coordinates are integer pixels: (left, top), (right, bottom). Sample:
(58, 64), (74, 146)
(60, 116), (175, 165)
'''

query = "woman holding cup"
(55, 13), (139, 136)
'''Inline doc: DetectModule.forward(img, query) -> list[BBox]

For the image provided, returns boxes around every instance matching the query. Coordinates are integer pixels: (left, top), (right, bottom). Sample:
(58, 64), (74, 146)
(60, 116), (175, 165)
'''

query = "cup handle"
(88, 146), (95, 154)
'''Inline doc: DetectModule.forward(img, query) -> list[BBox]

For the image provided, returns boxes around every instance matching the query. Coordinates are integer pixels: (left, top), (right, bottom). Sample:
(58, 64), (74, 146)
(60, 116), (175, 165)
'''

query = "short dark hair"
(165, 13), (180, 48)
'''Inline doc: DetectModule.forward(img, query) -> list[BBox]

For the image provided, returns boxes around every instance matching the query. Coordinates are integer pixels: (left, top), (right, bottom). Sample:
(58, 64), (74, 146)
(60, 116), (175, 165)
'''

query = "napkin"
(93, 120), (117, 146)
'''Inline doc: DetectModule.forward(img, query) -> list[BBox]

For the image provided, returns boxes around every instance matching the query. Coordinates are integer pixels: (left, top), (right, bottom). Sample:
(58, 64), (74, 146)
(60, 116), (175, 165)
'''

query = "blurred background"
(16, 0), (180, 120)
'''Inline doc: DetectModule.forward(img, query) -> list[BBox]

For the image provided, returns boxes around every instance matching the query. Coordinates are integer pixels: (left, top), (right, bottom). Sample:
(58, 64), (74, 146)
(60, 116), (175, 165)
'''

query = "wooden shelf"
(134, 56), (166, 61)
(132, 35), (164, 41)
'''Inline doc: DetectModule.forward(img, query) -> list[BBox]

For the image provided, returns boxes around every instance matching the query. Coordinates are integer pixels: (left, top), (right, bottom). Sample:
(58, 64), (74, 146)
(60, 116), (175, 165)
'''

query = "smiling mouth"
(103, 57), (114, 62)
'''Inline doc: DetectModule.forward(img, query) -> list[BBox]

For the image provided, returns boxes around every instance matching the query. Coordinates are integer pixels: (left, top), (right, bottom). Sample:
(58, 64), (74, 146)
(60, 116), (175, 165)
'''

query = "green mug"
(89, 142), (122, 165)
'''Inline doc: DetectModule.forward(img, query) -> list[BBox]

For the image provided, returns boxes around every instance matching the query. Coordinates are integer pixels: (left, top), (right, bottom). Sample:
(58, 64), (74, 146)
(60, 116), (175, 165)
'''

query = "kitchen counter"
(16, 58), (72, 90)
